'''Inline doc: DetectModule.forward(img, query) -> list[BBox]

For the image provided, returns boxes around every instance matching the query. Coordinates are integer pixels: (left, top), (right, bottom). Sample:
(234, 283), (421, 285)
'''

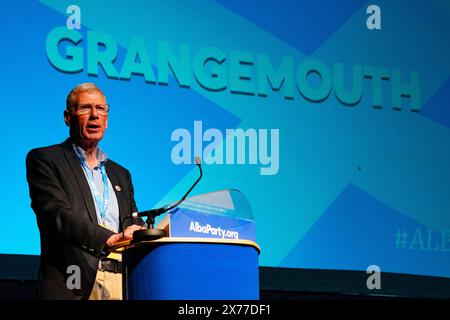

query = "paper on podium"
(157, 189), (256, 241)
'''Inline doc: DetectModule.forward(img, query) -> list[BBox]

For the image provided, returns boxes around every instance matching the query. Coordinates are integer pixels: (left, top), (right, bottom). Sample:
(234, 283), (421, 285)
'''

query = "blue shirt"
(72, 144), (120, 232)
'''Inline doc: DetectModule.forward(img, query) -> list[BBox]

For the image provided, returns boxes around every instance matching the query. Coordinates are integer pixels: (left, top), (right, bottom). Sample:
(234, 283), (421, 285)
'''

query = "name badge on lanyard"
(77, 155), (110, 223)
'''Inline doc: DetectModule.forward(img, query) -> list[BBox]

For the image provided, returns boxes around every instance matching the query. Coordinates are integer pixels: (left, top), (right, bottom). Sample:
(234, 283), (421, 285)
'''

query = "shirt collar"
(72, 144), (108, 168)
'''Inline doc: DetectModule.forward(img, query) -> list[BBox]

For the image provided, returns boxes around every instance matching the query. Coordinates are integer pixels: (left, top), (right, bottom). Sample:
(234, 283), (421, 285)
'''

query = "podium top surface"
(109, 237), (261, 254)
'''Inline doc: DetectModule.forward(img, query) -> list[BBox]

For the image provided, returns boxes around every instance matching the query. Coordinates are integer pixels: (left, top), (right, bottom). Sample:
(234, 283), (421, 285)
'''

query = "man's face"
(65, 90), (108, 144)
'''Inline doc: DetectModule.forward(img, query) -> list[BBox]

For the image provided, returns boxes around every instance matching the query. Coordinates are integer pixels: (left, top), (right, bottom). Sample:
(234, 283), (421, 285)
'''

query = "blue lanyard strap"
(76, 153), (110, 222)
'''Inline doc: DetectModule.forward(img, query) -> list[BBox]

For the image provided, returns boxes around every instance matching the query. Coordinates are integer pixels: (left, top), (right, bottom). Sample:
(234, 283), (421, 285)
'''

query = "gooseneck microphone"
(124, 156), (203, 241)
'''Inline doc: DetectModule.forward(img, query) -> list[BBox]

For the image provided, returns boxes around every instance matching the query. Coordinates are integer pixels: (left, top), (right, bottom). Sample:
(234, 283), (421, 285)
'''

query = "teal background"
(0, 0), (449, 278)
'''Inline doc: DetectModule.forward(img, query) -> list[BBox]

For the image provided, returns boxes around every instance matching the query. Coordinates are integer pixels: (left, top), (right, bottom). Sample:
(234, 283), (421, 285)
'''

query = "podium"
(112, 190), (260, 300)
(112, 237), (259, 300)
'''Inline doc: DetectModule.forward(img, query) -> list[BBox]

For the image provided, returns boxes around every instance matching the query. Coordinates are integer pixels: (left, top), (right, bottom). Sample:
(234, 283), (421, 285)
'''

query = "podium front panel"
(123, 241), (259, 300)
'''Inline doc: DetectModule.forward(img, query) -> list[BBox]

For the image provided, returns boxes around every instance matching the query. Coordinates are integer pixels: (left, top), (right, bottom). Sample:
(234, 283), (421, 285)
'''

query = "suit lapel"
(60, 139), (98, 223)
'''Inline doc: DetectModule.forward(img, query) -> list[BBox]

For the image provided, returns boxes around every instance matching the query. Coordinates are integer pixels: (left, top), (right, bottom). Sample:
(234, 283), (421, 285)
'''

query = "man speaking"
(26, 83), (142, 300)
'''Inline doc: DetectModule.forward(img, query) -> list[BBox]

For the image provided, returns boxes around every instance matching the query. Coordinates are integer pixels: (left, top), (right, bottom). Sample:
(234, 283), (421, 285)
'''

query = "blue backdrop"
(1, 0), (449, 279)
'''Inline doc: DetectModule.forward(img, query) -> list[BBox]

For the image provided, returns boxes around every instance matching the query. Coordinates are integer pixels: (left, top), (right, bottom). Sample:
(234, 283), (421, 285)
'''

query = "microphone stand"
(135, 214), (166, 242)
(131, 159), (203, 242)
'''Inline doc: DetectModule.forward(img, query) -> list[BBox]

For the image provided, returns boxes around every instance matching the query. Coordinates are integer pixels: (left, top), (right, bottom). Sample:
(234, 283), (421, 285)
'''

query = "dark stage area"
(1, 254), (448, 300)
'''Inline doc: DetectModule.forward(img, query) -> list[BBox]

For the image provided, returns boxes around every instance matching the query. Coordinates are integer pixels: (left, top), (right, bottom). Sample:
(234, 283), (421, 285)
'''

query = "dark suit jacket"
(26, 138), (140, 300)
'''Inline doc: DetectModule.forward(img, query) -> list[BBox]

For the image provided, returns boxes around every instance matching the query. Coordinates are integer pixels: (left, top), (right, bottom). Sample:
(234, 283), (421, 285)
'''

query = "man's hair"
(66, 83), (106, 111)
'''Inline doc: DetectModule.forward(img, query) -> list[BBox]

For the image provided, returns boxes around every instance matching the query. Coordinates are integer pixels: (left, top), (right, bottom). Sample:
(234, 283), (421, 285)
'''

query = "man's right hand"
(106, 224), (144, 246)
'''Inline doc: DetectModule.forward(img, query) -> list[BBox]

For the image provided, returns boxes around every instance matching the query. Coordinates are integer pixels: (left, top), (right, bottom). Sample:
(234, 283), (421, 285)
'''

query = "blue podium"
(115, 189), (260, 300)
(120, 237), (260, 300)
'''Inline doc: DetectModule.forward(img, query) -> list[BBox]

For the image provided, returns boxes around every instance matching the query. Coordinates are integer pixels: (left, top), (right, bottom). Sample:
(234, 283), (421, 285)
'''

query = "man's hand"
(106, 224), (144, 246)
(123, 224), (143, 240)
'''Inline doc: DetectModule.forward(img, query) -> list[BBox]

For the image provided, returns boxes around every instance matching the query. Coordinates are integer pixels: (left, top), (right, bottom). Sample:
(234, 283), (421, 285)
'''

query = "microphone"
(131, 207), (165, 219)
(131, 156), (203, 219)
(126, 156), (203, 241)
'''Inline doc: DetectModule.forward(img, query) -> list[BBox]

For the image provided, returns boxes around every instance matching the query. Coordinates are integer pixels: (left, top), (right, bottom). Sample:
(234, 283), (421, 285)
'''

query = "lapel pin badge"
(115, 185), (121, 192)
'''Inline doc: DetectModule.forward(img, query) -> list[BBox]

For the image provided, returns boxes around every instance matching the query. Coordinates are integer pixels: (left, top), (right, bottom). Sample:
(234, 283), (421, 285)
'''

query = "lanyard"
(75, 152), (110, 222)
